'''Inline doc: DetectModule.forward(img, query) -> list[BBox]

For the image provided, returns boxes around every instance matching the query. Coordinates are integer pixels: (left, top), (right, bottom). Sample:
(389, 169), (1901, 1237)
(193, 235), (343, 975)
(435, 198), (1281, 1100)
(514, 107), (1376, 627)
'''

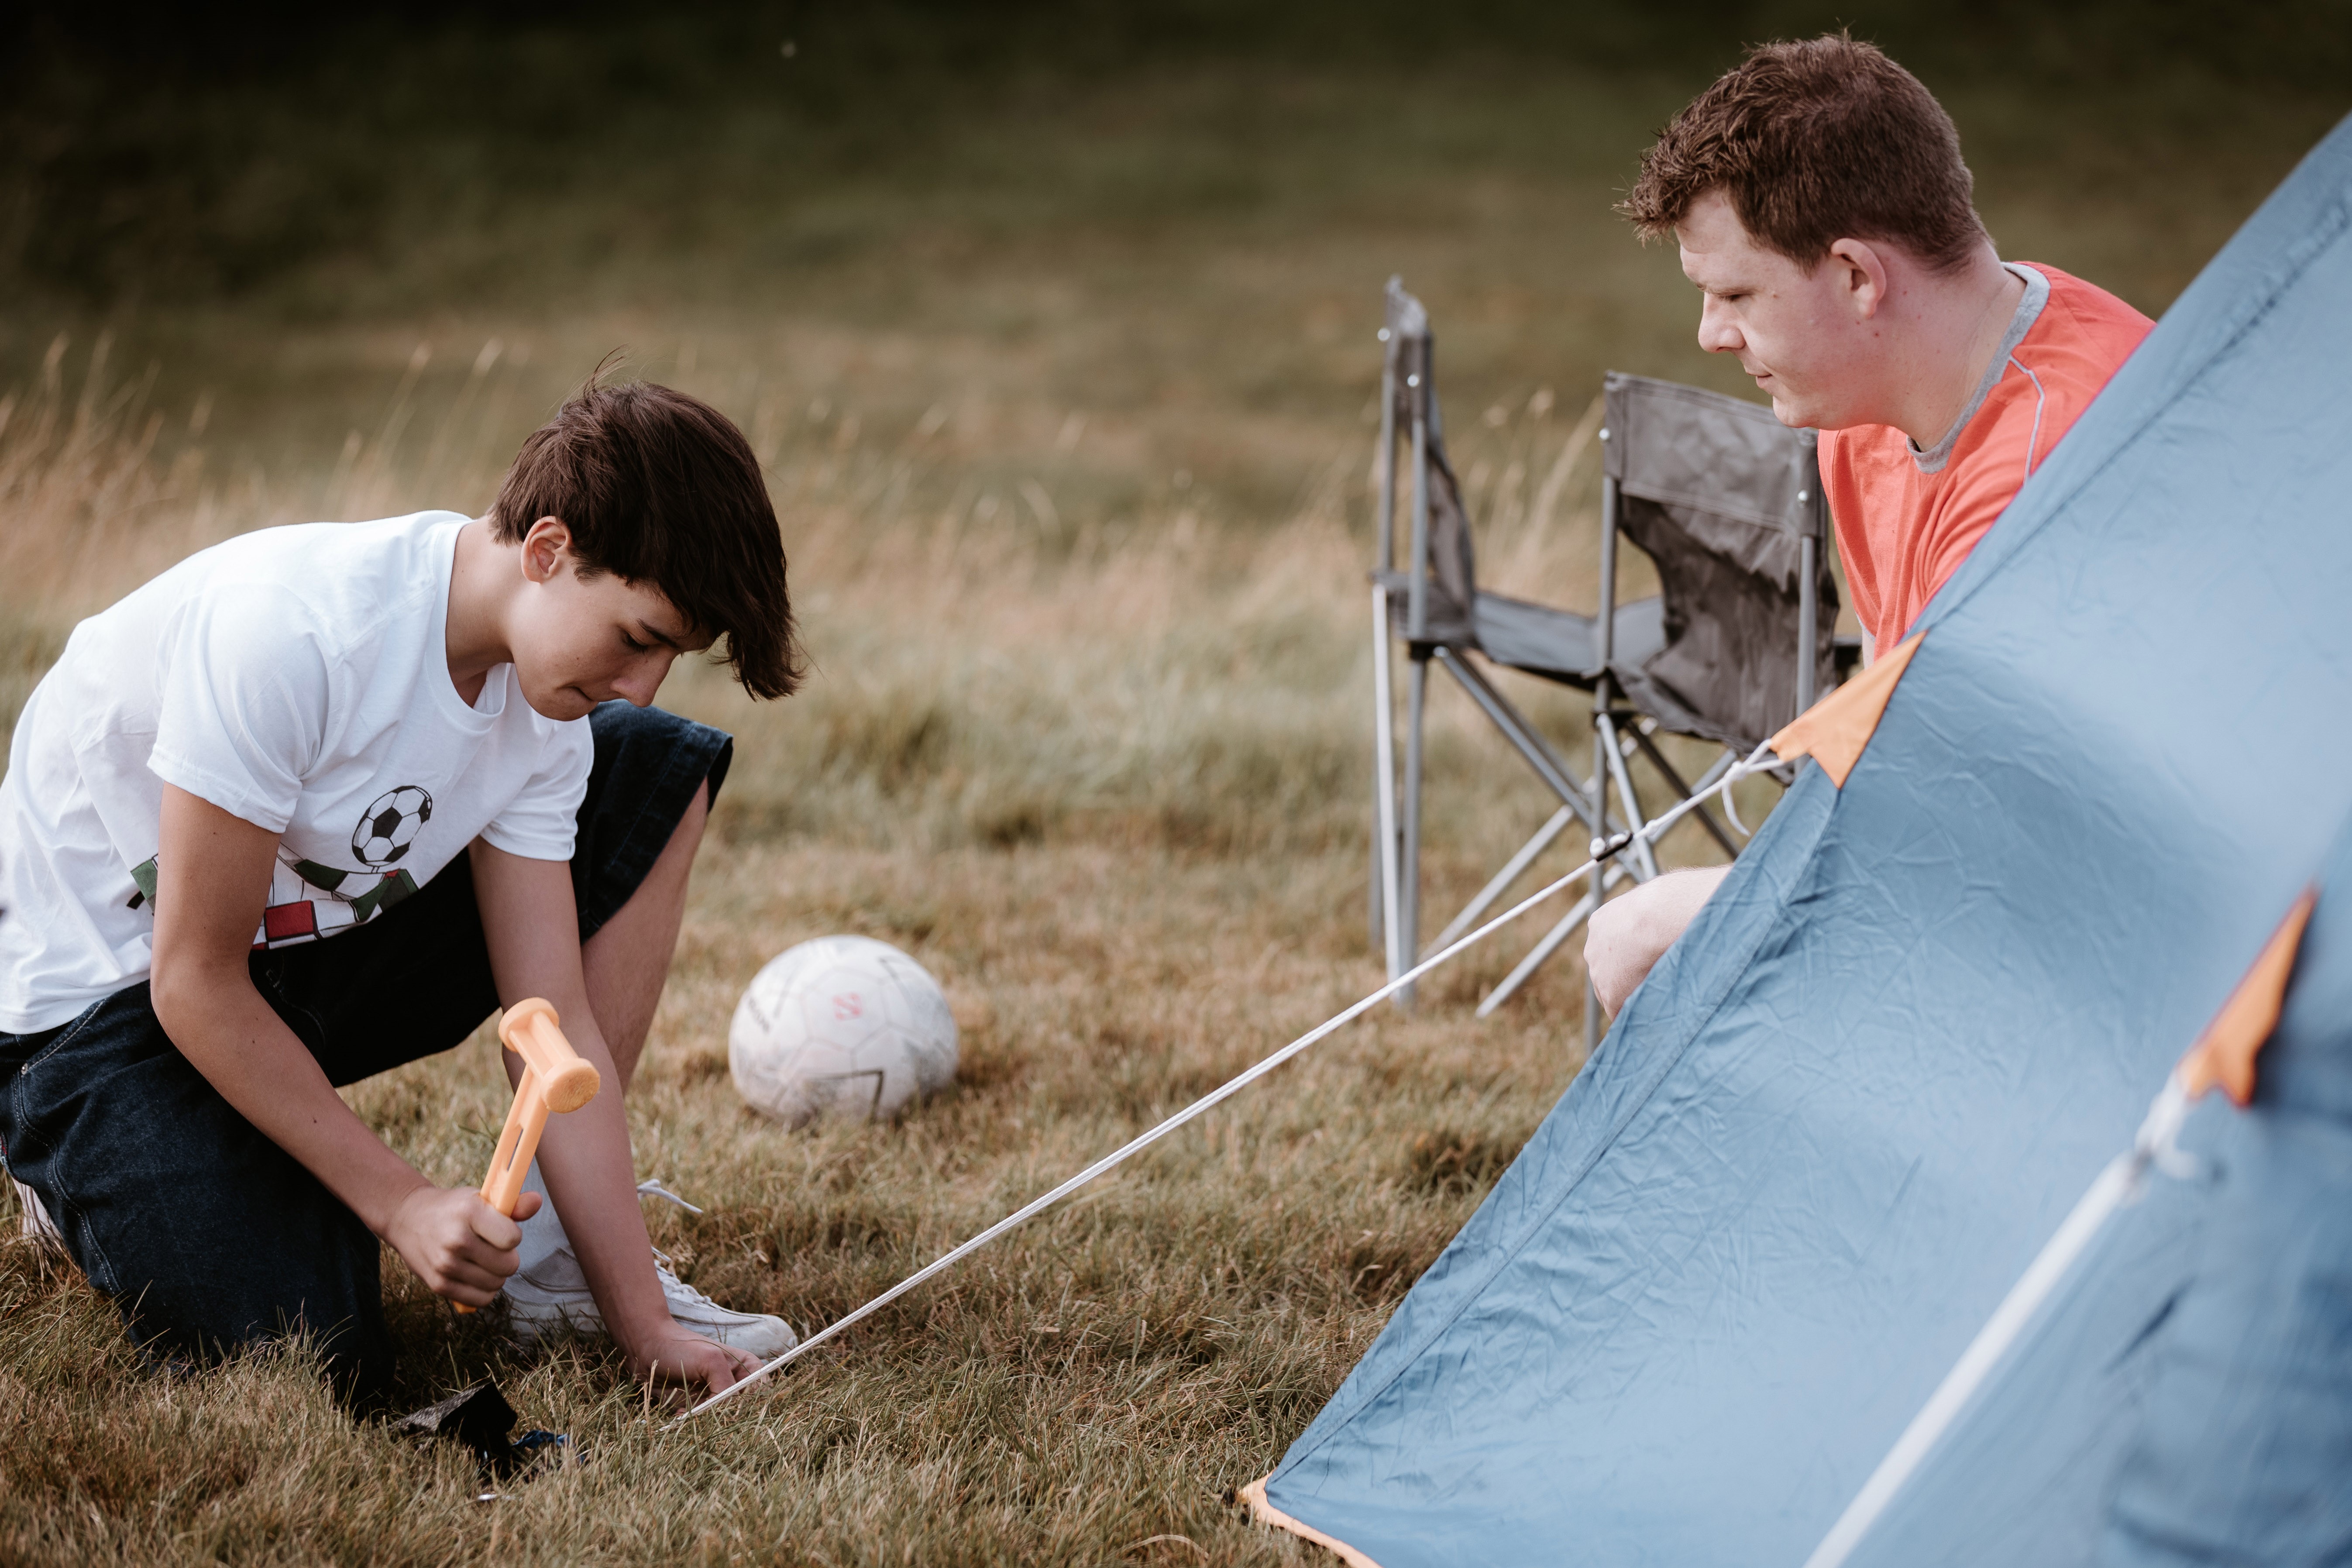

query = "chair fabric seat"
(1373, 572), (1745, 741)
(1472, 590), (1664, 690)
(1375, 573), (1662, 676)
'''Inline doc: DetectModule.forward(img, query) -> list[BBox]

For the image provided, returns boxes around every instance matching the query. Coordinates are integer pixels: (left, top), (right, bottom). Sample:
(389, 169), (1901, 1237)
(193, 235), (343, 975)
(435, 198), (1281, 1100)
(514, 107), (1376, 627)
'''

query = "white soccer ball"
(729, 935), (959, 1128)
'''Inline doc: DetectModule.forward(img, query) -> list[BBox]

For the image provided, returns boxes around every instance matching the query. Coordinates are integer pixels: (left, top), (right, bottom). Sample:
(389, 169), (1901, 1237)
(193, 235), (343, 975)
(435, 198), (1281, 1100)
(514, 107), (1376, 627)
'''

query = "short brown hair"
(492, 376), (803, 700)
(1620, 34), (1988, 274)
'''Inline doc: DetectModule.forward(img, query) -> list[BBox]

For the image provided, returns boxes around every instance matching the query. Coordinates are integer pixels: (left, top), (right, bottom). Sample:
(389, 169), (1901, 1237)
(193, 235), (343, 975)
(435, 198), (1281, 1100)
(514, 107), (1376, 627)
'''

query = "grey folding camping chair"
(1368, 279), (1850, 1025)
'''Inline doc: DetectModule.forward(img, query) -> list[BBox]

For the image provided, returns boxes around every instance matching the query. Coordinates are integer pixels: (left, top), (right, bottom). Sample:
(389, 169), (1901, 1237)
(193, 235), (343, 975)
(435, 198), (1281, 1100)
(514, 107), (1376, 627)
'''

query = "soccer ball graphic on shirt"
(729, 935), (959, 1128)
(352, 786), (433, 866)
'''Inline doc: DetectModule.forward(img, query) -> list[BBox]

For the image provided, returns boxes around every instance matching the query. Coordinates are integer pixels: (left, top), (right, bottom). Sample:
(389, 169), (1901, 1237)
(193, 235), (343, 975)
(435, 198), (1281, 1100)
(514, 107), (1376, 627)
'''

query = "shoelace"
(651, 1262), (727, 1311)
(635, 1179), (729, 1308)
(635, 1177), (705, 1214)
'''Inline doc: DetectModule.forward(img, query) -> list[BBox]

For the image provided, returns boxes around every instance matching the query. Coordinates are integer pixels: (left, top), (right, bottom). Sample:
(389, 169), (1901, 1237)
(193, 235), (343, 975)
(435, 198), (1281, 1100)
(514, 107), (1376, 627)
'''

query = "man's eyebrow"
(636, 619), (687, 651)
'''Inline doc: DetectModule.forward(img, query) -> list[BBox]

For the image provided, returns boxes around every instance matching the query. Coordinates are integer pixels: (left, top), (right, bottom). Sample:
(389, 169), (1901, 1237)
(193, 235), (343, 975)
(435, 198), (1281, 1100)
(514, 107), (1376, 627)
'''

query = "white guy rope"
(1799, 1071), (2196, 1568)
(680, 743), (1781, 1422)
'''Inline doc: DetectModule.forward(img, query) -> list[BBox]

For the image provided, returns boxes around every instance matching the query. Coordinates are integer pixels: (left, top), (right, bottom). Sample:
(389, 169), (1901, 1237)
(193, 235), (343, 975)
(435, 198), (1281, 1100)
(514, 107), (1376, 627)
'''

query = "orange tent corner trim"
(2177, 887), (2318, 1107)
(1770, 631), (1925, 790)
(1239, 1475), (1390, 1568)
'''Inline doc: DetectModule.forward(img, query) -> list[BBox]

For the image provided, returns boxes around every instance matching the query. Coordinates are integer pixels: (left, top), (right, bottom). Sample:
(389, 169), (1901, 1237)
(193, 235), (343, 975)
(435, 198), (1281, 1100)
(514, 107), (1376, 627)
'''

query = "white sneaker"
(501, 1179), (798, 1359)
(12, 1178), (65, 1255)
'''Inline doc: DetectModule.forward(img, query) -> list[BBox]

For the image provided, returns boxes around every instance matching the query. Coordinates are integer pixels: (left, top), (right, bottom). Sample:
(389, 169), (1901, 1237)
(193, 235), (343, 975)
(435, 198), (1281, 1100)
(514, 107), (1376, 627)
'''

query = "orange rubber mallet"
(452, 997), (601, 1314)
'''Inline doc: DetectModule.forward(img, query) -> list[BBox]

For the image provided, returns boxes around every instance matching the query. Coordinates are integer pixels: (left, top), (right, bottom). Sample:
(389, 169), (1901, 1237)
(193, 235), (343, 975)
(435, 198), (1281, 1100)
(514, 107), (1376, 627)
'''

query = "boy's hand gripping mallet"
(452, 998), (601, 1314)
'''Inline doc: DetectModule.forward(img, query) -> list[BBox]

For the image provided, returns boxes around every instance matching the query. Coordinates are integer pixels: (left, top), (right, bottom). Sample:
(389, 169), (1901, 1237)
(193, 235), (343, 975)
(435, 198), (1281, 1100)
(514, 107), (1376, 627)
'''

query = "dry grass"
(2, 837), (1592, 1565)
(0, 331), (1714, 1568)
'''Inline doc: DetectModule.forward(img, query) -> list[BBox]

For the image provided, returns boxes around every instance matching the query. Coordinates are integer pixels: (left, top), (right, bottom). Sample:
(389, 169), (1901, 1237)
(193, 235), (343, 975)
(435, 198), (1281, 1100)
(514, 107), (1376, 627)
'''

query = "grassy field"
(3, 11), (2346, 1564)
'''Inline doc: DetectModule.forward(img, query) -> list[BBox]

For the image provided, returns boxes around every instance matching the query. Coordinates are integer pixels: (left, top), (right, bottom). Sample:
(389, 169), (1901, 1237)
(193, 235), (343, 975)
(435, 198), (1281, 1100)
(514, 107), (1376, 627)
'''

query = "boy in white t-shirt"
(0, 378), (801, 1407)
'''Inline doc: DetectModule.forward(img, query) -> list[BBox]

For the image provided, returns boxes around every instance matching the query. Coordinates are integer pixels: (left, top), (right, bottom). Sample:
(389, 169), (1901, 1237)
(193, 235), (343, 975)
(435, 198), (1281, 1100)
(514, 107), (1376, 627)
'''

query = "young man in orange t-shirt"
(1583, 35), (2153, 1016)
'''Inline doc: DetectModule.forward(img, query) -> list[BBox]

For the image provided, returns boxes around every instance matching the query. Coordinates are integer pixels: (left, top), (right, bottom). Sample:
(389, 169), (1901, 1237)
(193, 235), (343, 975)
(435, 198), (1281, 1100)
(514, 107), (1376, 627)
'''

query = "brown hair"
(491, 375), (803, 700)
(1619, 34), (1988, 274)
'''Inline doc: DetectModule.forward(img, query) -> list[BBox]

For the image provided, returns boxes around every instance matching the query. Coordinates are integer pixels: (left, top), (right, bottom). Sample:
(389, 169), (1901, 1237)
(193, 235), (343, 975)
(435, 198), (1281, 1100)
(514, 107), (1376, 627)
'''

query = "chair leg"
(1593, 710), (1661, 880)
(1398, 651), (1430, 1009)
(1420, 650), (1612, 960)
(1432, 650), (1601, 832)
(1475, 862), (1628, 1016)
(1370, 586), (1404, 975)
(1623, 723), (1739, 859)
(1424, 803), (1575, 959)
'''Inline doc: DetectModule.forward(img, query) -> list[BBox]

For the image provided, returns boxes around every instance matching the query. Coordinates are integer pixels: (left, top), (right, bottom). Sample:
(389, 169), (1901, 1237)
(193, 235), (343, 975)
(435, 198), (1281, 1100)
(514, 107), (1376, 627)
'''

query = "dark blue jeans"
(0, 702), (730, 1409)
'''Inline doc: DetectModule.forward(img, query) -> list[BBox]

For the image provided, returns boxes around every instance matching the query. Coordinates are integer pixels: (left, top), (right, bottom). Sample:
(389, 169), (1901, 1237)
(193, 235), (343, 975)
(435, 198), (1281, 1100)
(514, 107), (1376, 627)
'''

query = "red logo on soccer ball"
(832, 993), (863, 1021)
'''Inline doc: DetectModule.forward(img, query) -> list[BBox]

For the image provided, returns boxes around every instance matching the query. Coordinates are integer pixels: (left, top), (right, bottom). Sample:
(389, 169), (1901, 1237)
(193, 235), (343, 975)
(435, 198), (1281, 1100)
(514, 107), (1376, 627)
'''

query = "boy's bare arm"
(467, 839), (756, 1395)
(150, 784), (537, 1306)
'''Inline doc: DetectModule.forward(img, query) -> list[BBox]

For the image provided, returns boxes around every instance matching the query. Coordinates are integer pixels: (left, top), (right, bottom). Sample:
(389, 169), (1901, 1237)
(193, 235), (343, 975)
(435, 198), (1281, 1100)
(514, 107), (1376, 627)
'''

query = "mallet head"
(499, 997), (601, 1112)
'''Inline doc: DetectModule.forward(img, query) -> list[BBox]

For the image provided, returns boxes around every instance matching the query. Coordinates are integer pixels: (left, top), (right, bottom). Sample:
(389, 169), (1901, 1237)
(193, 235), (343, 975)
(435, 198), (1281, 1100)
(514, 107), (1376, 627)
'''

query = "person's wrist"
(610, 1303), (681, 1363)
(369, 1172), (440, 1244)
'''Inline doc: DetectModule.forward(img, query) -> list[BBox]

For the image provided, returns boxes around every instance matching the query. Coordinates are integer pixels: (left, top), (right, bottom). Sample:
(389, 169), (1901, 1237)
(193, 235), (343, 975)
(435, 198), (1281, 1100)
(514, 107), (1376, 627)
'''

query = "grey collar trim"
(1910, 263), (2049, 475)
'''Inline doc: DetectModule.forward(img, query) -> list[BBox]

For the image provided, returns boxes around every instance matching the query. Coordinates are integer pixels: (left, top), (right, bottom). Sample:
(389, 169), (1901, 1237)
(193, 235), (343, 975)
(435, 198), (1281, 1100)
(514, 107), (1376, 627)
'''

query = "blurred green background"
(7, 0), (2348, 534)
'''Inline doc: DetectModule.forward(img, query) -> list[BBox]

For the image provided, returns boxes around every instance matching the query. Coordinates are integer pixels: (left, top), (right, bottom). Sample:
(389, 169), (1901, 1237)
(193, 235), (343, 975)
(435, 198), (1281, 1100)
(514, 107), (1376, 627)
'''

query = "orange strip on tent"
(2177, 888), (2318, 1106)
(1241, 1477), (1390, 1567)
(1769, 632), (1924, 789)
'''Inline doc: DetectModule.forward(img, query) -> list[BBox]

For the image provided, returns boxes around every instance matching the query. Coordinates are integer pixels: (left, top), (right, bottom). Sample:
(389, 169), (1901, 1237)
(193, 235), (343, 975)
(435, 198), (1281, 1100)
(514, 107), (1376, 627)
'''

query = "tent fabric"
(1837, 842), (2352, 1568)
(1255, 112), (2352, 1568)
(2099, 870), (2352, 1565)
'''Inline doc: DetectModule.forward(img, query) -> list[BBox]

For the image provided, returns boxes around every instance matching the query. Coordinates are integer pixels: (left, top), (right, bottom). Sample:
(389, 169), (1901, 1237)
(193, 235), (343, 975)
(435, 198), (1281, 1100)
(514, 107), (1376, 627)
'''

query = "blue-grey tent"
(1248, 113), (2352, 1567)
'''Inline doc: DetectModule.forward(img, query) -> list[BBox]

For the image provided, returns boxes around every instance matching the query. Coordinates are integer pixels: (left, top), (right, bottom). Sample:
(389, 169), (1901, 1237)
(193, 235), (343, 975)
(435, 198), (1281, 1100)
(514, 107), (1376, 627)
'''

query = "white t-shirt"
(0, 512), (594, 1034)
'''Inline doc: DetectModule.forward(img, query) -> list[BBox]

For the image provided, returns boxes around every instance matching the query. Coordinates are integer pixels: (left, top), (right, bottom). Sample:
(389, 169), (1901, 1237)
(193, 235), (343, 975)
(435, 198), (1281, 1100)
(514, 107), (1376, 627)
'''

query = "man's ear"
(519, 516), (573, 584)
(1826, 237), (1892, 321)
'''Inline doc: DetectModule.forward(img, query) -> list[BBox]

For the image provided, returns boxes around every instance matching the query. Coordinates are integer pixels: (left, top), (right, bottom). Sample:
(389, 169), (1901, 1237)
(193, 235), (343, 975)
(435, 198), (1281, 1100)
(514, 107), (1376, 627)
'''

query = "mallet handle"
(479, 1065), (552, 1216)
(452, 999), (601, 1315)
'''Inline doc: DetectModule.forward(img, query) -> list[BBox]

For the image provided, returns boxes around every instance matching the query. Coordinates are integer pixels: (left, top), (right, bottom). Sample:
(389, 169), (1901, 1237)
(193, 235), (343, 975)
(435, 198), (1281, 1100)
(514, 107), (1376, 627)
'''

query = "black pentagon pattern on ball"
(352, 785), (433, 866)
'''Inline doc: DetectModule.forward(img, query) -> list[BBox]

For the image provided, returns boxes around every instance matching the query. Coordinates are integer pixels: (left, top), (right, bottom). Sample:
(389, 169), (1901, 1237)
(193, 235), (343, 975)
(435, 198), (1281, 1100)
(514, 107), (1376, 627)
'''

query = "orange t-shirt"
(1821, 263), (2153, 648)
